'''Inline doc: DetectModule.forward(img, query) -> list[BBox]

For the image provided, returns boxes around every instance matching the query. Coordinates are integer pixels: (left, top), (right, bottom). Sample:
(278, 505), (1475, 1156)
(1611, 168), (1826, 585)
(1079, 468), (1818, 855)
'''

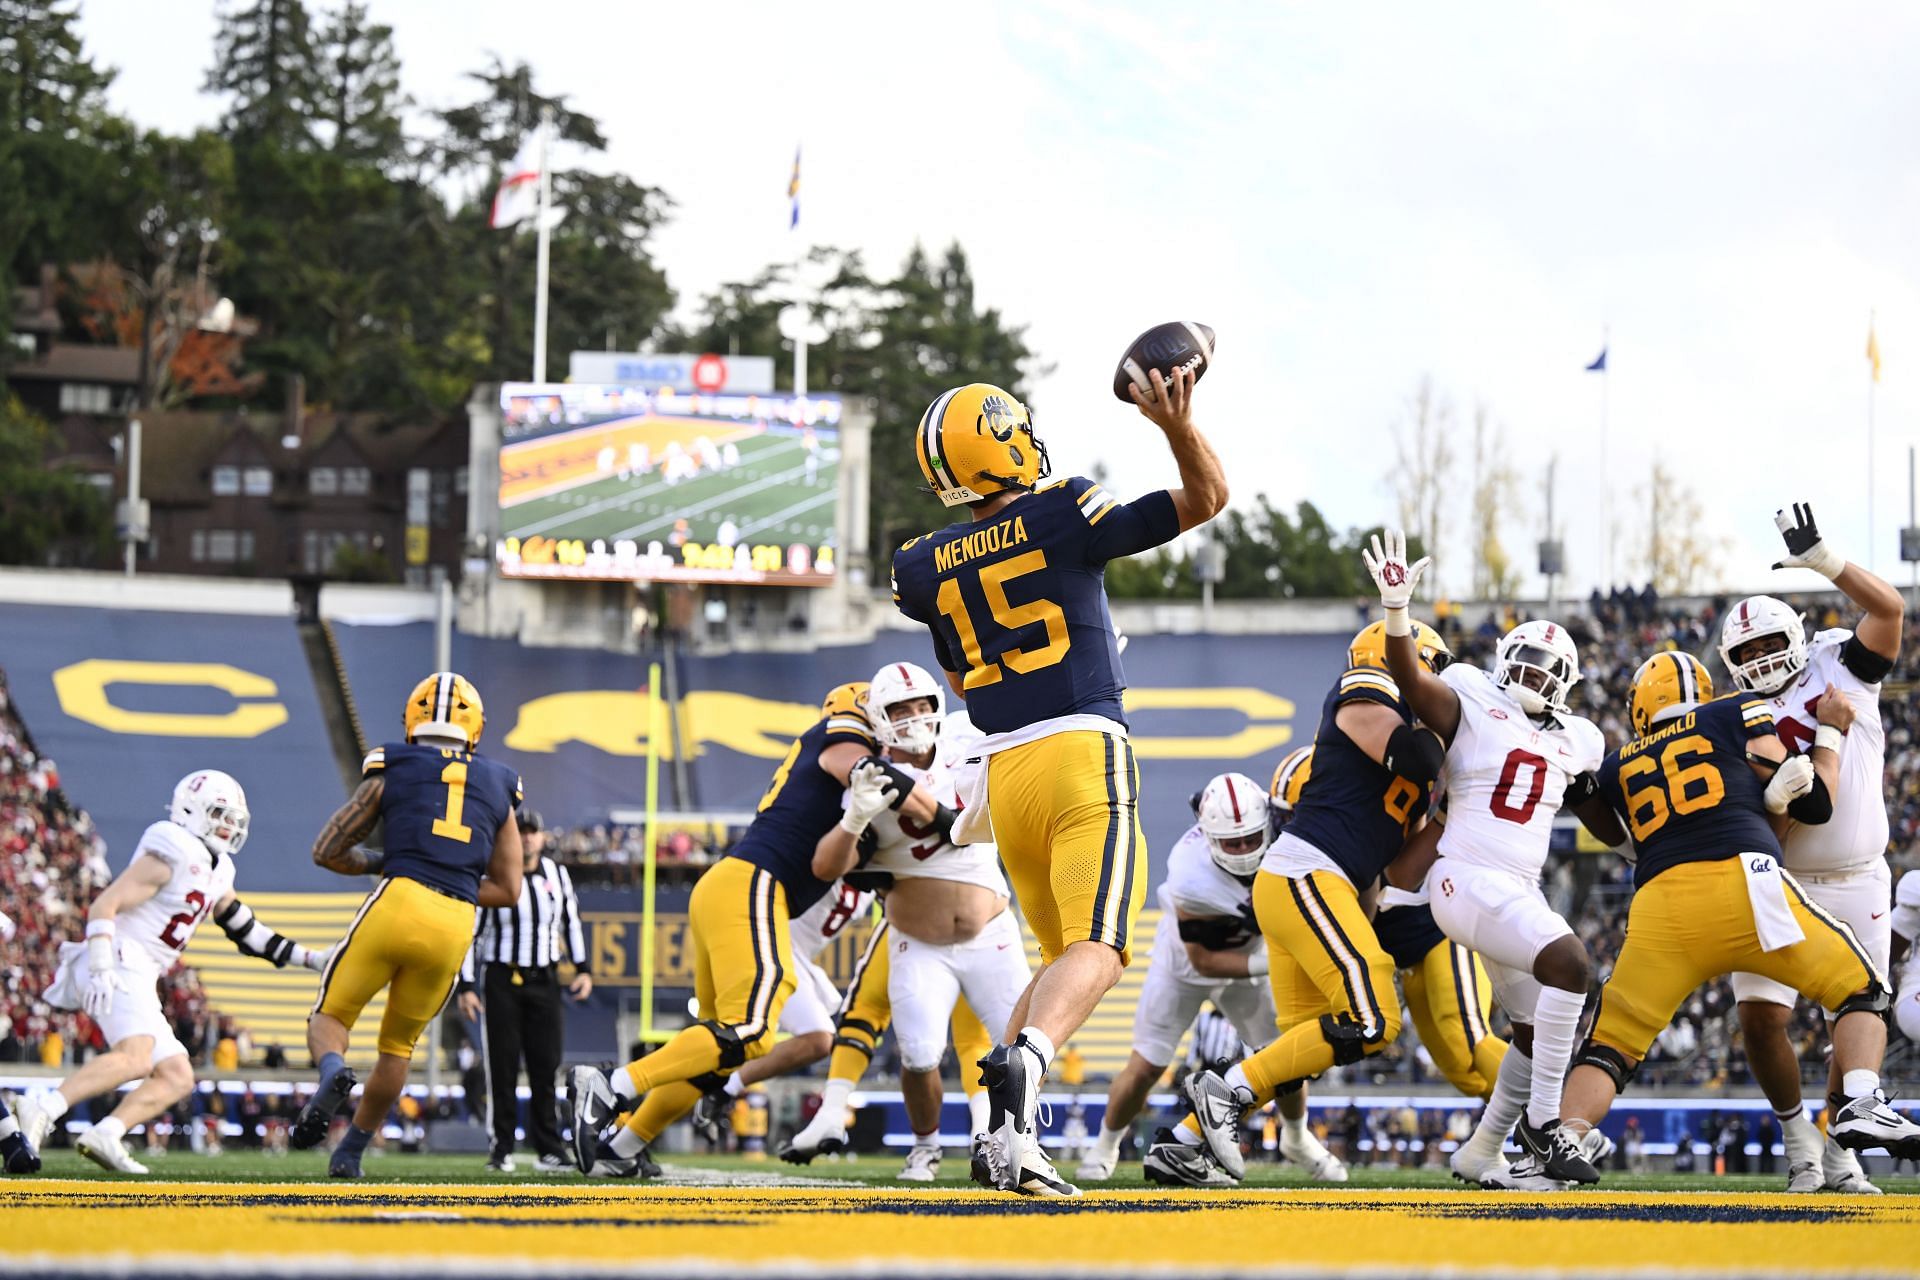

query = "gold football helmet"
(1349, 619), (1452, 675)
(1268, 745), (1314, 812)
(405, 671), (485, 747)
(1627, 650), (1713, 737)
(915, 383), (1050, 507)
(820, 680), (873, 732)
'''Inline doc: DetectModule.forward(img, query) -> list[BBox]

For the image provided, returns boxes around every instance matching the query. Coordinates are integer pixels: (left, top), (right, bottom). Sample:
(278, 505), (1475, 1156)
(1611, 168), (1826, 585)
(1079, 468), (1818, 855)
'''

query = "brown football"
(1114, 321), (1217, 402)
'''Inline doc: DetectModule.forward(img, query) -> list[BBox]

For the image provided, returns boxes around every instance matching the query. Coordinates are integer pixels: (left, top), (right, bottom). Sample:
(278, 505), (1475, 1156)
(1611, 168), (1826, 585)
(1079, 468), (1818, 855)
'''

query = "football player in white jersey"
(0, 910), (40, 1173)
(1365, 531), (1612, 1185)
(1081, 764), (1346, 1185)
(809, 663), (1031, 1182)
(688, 878), (874, 1145)
(16, 771), (327, 1173)
(1891, 871), (1920, 1047)
(1721, 503), (1904, 1194)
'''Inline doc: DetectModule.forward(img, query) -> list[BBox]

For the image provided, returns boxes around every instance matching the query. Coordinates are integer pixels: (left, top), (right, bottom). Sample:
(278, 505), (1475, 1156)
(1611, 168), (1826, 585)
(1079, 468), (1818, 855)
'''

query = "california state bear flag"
(490, 133), (542, 229)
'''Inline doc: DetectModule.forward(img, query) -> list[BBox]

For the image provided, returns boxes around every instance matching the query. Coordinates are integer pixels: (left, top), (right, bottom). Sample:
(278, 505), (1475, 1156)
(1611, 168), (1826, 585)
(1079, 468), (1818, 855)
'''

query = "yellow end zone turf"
(7, 1183), (1920, 1277)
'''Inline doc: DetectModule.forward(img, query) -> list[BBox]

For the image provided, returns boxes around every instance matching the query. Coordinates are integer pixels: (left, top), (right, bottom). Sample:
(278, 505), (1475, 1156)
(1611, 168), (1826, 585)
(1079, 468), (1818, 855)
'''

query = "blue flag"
(1585, 346), (1607, 372)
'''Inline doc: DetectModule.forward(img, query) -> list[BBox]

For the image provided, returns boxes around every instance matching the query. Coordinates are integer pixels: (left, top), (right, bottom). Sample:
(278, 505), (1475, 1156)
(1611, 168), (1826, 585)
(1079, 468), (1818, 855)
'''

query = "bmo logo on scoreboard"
(567, 351), (776, 394)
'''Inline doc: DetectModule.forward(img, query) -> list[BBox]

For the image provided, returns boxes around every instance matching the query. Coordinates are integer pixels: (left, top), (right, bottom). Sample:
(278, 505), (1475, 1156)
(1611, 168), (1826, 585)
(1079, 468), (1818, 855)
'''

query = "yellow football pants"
(823, 918), (992, 1099)
(987, 730), (1146, 964)
(1238, 869), (1402, 1099)
(1402, 938), (1507, 1100)
(314, 875), (475, 1058)
(1593, 858), (1882, 1061)
(622, 856), (797, 1110)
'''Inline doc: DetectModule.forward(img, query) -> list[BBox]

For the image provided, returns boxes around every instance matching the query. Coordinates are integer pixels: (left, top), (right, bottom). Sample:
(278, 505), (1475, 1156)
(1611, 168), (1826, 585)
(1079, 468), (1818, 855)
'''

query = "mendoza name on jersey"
(933, 517), (1030, 573)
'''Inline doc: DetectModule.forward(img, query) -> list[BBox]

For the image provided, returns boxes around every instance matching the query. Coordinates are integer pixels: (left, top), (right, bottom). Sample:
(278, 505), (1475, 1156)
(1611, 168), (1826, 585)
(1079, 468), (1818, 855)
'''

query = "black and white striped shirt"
(459, 858), (589, 980)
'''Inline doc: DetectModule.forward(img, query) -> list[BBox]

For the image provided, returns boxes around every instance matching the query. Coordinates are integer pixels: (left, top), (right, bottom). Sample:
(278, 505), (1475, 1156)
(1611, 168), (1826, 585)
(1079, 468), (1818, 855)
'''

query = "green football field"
(21, 1148), (1920, 1192)
(501, 431), (839, 550)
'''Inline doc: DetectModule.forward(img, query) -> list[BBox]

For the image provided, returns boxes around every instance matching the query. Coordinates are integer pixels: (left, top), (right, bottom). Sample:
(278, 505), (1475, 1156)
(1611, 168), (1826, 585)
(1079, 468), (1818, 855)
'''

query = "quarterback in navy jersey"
(891, 367), (1226, 1197)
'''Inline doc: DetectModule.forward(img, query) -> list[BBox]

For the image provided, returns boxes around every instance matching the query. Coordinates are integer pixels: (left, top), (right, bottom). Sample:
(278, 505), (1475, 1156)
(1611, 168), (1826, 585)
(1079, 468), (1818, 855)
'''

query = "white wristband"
(1245, 948), (1269, 977)
(85, 919), (115, 938)
(1383, 606), (1411, 638)
(1814, 724), (1845, 755)
(838, 811), (871, 837)
(1805, 542), (1846, 581)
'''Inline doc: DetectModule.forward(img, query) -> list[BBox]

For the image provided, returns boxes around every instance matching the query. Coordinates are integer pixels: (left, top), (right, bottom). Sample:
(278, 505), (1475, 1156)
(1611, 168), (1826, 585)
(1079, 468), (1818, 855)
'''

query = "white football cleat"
(1830, 1092), (1920, 1163)
(778, 1108), (849, 1165)
(1579, 1127), (1616, 1166)
(1076, 1142), (1121, 1182)
(77, 1127), (149, 1175)
(1822, 1135), (1883, 1194)
(1280, 1124), (1348, 1182)
(1180, 1069), (1250, 1181)
(1451, 1145), (1566, 1191)
(14, 1093), (56, 1151)
(897, 1143), (941, 1182)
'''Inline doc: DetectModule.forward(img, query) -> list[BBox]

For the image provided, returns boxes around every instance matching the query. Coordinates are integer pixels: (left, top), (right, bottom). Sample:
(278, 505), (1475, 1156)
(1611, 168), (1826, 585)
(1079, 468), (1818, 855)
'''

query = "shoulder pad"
(1736, 696), (1775, 728)
(361, 746), (387, 775)
(1896, 869), (1920, 909)
(138, 820), (199, 866)
(1336, 666), (1402, 702)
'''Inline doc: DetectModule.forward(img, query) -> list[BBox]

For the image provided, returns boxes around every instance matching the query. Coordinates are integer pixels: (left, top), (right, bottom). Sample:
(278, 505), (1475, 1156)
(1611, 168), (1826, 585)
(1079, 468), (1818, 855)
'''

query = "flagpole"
(1597, 325), (1610, 592)
(532, 108), (554, 383)
(1868, 309), (1877, 572)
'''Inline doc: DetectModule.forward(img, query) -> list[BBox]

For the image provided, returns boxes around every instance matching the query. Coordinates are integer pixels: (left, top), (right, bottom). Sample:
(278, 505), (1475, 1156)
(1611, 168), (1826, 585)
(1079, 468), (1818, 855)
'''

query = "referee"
(456, 810), (592, 1172)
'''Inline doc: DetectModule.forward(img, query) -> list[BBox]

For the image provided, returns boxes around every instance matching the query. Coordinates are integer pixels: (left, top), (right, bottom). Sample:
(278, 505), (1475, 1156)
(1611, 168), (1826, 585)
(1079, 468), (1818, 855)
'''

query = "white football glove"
(1763, 753), (1816, 815)
(1772, 502), (1845, 580)
(84, 931), (121, 1021)
(839, 760), (899, 835)
(1362, 530), (1430, 611)
(298, 942), (334, 974)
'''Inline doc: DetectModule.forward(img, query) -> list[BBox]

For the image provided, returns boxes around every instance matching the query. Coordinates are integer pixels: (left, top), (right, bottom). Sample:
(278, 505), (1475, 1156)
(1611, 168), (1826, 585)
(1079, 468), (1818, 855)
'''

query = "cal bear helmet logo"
(979, 394), (1020, 443)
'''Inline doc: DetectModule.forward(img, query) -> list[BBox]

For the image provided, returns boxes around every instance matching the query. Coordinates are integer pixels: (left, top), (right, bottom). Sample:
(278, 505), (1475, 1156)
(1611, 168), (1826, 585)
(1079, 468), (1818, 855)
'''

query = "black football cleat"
(1, 1129), (41, 1175)
(1517, 1115), (1599, 1185)
(290, 1067), (357, 1151)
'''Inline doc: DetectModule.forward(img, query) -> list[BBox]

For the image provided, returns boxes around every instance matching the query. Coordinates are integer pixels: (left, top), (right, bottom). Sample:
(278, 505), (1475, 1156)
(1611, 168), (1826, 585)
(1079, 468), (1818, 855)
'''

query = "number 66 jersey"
(1434, 664), (1606, 880)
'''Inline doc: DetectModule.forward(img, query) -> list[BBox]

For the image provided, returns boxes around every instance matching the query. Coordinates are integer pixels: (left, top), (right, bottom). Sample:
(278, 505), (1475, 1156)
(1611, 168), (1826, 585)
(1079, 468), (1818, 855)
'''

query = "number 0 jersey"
(1271, 667), (1431, 887)
(1755, 629), (1890, 873)
(890, 475), (1179, 737)
(116, 820), (237, 973)
(1434, 664), (1606, 881)
(1595, 694), (1783, 888)
(731, 709), (879, 916)
(363, 742), (523, 904)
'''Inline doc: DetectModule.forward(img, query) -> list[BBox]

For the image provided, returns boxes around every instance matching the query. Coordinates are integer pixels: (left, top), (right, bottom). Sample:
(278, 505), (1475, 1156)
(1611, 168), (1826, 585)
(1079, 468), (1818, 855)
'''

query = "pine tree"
(204, 0), (321, 146)
(0, 0), (114, 136)
(316, 0), (404, 166)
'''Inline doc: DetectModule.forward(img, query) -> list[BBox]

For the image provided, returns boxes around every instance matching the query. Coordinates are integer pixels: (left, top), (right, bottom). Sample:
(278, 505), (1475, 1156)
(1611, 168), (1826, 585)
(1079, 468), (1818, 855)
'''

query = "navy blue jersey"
(1596, 694), (1782, 888)
(729, 708), (879, 916)
(363, 742), (522, 903)
(1374, 901), (1447, 971)
(891, 475), (1179, 735)
(1285, 668), (1431, 886)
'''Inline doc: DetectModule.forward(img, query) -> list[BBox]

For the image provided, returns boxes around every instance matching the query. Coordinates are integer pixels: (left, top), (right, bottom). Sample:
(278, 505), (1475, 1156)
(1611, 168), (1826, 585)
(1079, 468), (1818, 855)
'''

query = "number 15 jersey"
(891, 476), (1178, 736)
(1435, 664), (1605, 881)
(363, 742), (522, 904)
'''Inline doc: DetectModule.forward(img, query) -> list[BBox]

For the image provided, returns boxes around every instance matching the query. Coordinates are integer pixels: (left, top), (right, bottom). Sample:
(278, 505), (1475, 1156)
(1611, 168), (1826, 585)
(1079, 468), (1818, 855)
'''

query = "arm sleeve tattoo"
(312, 777), (387, 876)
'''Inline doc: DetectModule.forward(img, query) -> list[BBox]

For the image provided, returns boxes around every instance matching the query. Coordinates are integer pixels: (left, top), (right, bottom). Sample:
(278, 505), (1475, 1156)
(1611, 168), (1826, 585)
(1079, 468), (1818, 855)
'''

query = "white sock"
(722, 1072), (745, 1099)
(1773, 1102), (1803, 1124)
(1093, 1122), (1126, 1153)
(967, 1091), (990, 1135)
(608, 1125), (645, 1157)
(43, 1091), (71, 1122)
(1173, 1123), (1204, 1146)
(1464, 1048), (1531, 1158)
(1282, 1111), (1309, 1142)
(817, 1078), (853, 1125)
(610, 1067), (639, 1102)
(1017, 1027), (1056, 1073)
(94, 1116), (127, 1143)
(912, 1131), (940, 1149)
(0, 1115), (18, 1140)
(1842, 1069), (1881, 1100)
(1526, 988), (1588, 1128)
(1223, 1062), (1252, 1096)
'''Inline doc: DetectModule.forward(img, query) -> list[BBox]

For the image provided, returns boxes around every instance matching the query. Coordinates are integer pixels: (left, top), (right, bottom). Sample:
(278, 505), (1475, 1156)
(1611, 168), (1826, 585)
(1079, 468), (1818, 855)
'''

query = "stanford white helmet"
(1195, 771), (1271, 877)
(869, 661), (944, 754)
(170, 769), (250, 857)
(1718, 595), (1808, 695)
(1495, 620), (1581, 716)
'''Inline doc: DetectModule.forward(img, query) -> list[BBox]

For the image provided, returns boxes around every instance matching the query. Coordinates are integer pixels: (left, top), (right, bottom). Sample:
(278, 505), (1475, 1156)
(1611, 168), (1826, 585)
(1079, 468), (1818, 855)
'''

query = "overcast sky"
(76, 1), (1920, 599)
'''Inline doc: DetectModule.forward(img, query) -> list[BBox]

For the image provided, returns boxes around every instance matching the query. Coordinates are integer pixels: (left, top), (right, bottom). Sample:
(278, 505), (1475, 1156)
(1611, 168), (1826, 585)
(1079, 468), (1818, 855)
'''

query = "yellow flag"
(1867, 318), (1882, 383)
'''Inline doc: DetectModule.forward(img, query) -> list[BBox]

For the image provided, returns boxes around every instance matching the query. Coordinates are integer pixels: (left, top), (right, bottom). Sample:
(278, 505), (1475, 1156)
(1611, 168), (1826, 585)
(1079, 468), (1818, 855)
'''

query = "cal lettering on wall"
(51, 659), (289, 738)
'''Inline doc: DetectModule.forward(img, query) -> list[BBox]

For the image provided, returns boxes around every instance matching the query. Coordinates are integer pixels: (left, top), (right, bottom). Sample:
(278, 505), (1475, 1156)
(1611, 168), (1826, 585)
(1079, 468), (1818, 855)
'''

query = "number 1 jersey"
(362, 742), (523, 903)
(1434, 664), (1605, 881)
(890, 475), (1178, 736)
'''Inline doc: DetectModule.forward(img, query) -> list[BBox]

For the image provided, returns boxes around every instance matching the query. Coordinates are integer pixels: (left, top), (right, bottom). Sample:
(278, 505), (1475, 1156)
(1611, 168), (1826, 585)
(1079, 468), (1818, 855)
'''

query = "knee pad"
(1320, 1013), (1377, 1066)
(1273, 1078), (1304, 1099)
(1835, 981), (1892, 1023)
(701, 1020), (750, 1070)
(1575, 1040), (1639, 1094)
(689, 1071), (730, 1094)
(832, 1033), (875, 1062)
